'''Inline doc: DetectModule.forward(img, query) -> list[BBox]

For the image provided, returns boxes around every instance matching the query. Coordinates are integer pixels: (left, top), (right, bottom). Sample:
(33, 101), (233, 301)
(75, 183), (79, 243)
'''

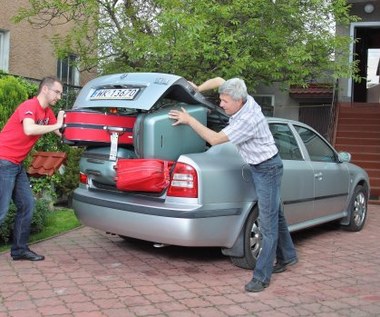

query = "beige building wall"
(0, 0), (96, 86)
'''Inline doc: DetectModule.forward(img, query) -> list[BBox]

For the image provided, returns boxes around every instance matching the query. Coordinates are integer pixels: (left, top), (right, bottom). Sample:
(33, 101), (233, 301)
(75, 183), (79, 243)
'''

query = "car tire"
(230, 207), (261, 270)
(343, 185), (368, 232)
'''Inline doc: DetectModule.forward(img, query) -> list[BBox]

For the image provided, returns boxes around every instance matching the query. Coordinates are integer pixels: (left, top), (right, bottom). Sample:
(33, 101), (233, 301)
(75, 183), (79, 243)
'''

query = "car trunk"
(63, 72), (220, 194)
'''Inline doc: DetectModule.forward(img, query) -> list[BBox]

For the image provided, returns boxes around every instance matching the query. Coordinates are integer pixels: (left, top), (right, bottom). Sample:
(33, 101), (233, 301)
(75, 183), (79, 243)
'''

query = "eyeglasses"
(48, 88), (63, 96)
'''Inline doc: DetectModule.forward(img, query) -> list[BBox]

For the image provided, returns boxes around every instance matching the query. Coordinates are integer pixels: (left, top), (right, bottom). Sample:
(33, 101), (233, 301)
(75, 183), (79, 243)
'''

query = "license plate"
(90, 88), (140, 100)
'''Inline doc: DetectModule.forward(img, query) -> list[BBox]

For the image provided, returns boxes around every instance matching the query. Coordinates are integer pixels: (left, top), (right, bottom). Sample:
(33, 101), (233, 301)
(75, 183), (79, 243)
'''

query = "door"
(353, 27), (380, 103)
(294, 125), (349, 219)
(269, 123), (315, 226)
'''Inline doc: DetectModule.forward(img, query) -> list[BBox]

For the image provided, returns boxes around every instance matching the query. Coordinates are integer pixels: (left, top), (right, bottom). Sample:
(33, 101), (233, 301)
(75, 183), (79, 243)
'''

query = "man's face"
(45, 82), (63, 106)
(219, 93), (244, 116)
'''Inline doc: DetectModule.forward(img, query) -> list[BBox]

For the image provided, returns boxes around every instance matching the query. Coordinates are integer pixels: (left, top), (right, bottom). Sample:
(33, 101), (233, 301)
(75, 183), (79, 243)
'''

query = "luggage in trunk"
(80, 146), (136, 187)
(134, 104), (208, 161)
(62, 110), (136, 147)
(115, 159), (174, 193)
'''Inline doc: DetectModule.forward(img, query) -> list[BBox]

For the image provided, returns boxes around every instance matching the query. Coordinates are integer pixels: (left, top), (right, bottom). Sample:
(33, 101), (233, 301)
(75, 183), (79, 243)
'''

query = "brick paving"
(1, 205), (380, 317)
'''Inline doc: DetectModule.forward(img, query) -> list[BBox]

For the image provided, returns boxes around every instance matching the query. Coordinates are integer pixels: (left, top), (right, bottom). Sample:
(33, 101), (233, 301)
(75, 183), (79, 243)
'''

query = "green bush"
(28, 145), (83, 206)
(53, 145), (84, 204)
(0, 199), (51, 244)
(0, 75), (29, 128)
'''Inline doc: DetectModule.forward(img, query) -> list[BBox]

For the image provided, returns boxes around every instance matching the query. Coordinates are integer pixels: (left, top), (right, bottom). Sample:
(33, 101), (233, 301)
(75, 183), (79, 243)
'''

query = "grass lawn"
(0, 208), (81, 253)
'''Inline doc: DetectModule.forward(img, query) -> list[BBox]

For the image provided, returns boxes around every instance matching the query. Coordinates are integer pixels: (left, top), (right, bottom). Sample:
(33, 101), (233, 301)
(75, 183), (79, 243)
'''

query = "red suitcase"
(62, 110), (137, 146)
(114, 159), (174, 193)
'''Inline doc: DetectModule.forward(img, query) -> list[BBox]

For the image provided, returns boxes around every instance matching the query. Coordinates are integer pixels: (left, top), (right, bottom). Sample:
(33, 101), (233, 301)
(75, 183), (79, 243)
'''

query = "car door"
(269, 123), (315, 228)
(293, 125), (349, 220)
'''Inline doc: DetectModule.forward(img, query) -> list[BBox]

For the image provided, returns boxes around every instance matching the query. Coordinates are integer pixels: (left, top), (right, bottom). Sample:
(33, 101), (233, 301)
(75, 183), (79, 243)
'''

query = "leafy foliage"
(0, 199), (51, 244)
(53, 145), (84, 203)
(13, 0), (359, 89)
(0, 74), (29, 128)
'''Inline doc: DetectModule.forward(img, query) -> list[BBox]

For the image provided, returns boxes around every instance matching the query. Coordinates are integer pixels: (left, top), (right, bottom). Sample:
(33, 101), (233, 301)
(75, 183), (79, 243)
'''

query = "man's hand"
(168, 107), (192, 126)
(56, 110), (65, 129)
(168, 107), (229, 145)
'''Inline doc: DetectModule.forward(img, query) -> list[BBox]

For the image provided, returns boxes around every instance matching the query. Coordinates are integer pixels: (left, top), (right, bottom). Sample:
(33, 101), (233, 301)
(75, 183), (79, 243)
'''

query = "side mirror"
(338, 151), (351, 163)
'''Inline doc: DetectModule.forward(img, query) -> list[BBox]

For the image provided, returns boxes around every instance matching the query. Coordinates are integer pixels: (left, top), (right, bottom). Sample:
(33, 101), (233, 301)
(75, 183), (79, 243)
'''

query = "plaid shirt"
(222, 95), (278, 165)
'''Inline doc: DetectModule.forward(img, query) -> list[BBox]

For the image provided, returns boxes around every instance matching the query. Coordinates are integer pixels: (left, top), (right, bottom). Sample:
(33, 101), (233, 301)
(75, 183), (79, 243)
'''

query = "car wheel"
(230, 207), (261, 269)
(343, 185), (368, 232)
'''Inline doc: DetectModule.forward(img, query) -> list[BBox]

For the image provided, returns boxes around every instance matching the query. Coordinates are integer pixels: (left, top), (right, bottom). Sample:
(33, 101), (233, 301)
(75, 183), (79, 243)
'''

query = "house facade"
(254, 1), (379, 139)
(253, 1), (380, 200)
(334, 0), (380, 201)
(0, 1), (96, 88)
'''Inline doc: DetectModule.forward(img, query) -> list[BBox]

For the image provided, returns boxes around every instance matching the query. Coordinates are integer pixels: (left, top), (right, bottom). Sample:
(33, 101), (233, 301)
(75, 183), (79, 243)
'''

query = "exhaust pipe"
(153, 243), (169, 248)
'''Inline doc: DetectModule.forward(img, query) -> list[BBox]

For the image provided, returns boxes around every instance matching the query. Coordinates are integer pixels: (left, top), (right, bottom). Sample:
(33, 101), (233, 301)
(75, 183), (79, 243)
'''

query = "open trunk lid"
(72, 72), (216, 111)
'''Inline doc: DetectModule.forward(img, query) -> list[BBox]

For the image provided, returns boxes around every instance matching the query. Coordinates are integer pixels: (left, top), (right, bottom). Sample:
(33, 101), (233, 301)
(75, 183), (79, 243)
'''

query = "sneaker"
(244, 278), (269, 292)
(272, 258), (298, 273)
(12, 249), (45, 261)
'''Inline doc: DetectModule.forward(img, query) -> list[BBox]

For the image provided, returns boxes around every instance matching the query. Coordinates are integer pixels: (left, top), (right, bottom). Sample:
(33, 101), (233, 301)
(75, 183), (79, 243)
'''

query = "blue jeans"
(0, 159), (35, 256)
(249, 153), (297, 284)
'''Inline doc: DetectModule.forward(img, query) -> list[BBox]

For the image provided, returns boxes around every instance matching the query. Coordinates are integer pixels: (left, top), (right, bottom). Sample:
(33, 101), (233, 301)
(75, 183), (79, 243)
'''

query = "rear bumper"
(72, 188), (243, 248)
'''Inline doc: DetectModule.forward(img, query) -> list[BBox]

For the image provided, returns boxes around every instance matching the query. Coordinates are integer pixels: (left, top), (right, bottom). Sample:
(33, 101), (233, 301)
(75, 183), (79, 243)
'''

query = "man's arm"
(23, 110), (64, 136)
(168, 107), (229, 145)
(198, 77), (225, 92)
(190, 77), (226, 93)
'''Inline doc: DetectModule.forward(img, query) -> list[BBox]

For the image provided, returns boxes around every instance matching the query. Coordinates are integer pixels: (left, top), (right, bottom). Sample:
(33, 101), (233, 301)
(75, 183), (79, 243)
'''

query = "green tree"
(13, 0), (359, 89)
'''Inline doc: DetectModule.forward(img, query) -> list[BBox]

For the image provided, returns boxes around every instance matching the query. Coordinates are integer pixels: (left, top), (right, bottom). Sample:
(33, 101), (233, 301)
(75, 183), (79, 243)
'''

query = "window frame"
(293, 125), (338, 163)
(57, 54), (80, 86)
(0, 29), (10, 72)
(252, 94), (275, 117)
(269, 123), (303, 161)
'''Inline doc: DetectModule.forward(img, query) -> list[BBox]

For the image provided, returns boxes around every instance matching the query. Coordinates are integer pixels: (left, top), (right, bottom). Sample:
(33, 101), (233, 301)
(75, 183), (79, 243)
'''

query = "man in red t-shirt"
(0, 76), (64, 261)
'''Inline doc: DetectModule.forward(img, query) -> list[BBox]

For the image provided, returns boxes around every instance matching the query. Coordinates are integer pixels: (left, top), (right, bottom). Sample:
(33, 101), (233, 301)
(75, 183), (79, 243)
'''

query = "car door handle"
(314, 172), (323, 180)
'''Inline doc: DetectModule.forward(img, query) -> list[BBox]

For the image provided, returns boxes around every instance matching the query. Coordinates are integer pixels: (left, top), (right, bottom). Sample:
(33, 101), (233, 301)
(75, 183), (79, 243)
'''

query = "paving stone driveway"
(1, 205), (380, 317)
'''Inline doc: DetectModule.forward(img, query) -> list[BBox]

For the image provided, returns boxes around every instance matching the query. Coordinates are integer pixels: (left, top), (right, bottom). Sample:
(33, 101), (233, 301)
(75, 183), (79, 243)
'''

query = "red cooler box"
(62, 110), (136, 146)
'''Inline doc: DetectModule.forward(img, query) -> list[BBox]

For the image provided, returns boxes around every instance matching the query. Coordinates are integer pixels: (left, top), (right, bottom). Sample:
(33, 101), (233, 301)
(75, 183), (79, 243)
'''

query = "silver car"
(70, 72), (370, 269)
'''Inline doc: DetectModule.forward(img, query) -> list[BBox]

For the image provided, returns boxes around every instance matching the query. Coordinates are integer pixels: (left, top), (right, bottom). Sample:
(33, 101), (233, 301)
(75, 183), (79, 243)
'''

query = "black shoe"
(272, 258), (298, 273)
(12, 250), (45, 261)
(245, 278), (269, 292)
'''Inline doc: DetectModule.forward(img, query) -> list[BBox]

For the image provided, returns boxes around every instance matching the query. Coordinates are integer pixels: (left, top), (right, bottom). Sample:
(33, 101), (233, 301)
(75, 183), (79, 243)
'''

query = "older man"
(169, 77), (297, 292)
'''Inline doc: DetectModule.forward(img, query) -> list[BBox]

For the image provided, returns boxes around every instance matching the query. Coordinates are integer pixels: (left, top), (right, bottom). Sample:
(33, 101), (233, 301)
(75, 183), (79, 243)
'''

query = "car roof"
(267, 116), (315, 129)
(267, 117), (299, 125)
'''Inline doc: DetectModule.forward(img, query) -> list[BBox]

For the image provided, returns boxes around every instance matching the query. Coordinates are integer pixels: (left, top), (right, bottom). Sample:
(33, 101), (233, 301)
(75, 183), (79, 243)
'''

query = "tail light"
(79, 172), (88, 185)
(167, 162), (198, 198)
(108, 107), (118, 114)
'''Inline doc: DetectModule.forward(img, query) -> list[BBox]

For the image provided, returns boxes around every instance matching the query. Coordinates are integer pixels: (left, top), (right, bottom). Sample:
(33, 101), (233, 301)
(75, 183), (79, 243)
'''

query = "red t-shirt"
(0, 97), (57, 164)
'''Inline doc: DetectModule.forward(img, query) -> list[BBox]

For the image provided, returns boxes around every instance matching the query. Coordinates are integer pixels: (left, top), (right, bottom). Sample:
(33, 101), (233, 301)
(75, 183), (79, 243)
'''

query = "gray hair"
(218, 78), (248, 102)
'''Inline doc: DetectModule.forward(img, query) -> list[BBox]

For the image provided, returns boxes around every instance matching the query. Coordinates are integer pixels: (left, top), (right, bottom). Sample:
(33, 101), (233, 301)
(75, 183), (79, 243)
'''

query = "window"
(294, 125), (336, 162)
(57, 54), (79, 85)
(269, 123), (303, 161)
(252, 95), (274, 117)
(0, 30), (10, 72)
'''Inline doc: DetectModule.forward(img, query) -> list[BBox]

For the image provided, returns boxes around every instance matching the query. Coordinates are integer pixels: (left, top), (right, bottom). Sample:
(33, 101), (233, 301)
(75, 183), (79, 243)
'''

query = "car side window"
(269, 123), (303, 160)
(294, 125), (336, 162)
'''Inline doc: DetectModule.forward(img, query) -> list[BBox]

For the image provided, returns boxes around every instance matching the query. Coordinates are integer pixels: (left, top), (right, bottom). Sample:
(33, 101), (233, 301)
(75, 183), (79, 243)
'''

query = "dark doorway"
(299, 105), (331, 139)
(353, 27), (380, 103)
